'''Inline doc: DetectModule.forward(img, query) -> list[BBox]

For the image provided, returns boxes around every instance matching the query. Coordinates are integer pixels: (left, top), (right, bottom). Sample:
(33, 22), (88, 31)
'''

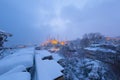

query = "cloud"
(35, 0), (91, 33)
(0, 0), (120, 45)
(49, 17), (70, 33)
(30, 0), (119, 40)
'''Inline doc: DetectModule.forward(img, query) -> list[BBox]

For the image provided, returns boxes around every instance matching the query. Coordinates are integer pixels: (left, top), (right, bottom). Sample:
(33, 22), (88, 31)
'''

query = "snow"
(3, 47), (34, 59)
(35, 50), (51, 59)
(90, 44), (102, 47)
(0, 72), (31, 80)
(90, 43), (116, 47)
(84, 58), (100, 68)
(85, 47), (116, 53)
(0, 54), (33, 75)
(0, 47), (63, 80)
(2, 65), (26, 76)
(0, 29), (5, 33)
(66, 58), (108, 80)
(35, 53), (64, 80)
(52, 53), (63, 61)
(0, 48), (34, 75)
(16, 47), (34, 54)
(83, 59), (107, 79)
(0, 47), (34, 80)
(35, 50), (63, 61)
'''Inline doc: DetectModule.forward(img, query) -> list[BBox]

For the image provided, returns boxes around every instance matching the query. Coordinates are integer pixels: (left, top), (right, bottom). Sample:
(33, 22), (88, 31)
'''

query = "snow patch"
(85, 47), (116, 53)
(0, 72), (30, 80)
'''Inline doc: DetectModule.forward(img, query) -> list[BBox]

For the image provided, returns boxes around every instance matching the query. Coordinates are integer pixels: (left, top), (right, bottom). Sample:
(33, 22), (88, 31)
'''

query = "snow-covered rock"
(0, 54), (33, 75)
(0, 72), (30, 80)
(35, 50), (63, 61)
(35, 50), (51, 59)
(52, 53), (63, 62)
(2, 65), (26, 76)
(35, 53), (64, 80)
(0, 47), (34, 79)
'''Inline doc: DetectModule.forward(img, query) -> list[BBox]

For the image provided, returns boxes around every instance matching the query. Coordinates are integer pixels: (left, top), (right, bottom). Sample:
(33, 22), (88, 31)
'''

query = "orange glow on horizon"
(41, 38), (66, 46)
(51, 39), (58, 45)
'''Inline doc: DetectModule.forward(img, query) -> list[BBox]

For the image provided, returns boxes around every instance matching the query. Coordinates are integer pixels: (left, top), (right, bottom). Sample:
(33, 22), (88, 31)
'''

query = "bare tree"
(0, 30), (12, 56)
(80, 33), (105, 47)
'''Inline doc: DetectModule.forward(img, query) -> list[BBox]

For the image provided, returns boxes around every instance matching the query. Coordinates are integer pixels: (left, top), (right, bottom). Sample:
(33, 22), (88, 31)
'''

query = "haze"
(0, 0), (120, 45)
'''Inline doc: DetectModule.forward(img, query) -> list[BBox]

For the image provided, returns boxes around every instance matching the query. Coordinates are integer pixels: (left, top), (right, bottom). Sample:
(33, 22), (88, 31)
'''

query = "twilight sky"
(0, 0), (120, 45)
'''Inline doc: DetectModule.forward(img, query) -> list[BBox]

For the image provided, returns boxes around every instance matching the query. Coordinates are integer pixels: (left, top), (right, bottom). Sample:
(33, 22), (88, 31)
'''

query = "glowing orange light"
(60, 41), (65, 45)
(41, 37), (67, 46)
(51, 39), (58, 45)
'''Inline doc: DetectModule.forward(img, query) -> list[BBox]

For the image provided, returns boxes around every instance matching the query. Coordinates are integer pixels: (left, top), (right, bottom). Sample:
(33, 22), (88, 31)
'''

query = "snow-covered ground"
(0, 47), (34, 80)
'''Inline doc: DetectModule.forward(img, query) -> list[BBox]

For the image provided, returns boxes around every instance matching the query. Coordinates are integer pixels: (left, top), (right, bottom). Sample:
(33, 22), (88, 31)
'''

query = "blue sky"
(0, 0), (120, 45)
